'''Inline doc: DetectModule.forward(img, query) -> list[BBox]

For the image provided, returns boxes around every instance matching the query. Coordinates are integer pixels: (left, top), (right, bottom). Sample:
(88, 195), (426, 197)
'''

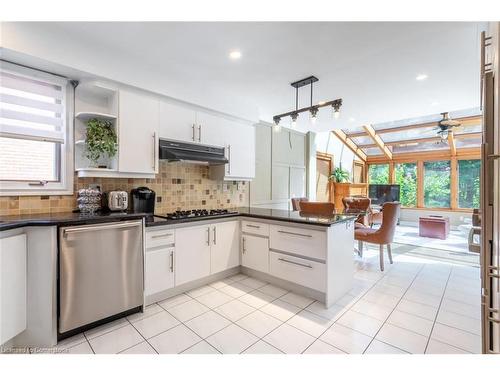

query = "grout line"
(359, 262), (425, 354)
(423, 265), (453, 353)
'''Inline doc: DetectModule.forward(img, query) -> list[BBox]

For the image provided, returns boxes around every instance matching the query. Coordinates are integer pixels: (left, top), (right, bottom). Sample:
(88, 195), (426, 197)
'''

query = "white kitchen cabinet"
(290, 166), (306, 199)
(175, 225), (211, 286)
(250, 125), (272, 204)
(289, 132), (306, 167)
(0, 234), (27, 345)
(145, 247), (175, 296)
(159, 100), (198, 143)
(210, 221), (239, 274)
(271, 165), (290, 201)
(241, 234), (269, 274)
(119, 90), (159, 174)
(196, 111), (228, 146)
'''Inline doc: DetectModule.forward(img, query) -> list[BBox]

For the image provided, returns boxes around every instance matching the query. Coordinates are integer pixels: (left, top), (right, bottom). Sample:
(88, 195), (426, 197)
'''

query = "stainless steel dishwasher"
(59, 220), (144, 335)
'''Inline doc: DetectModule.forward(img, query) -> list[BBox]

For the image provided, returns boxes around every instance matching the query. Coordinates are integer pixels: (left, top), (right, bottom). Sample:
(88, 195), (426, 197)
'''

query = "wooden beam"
(448, 132), (457, 157)
(347, 115), (481, 137)
(357, 132), (482, 149)
(363, 124), (393, 160)
(389, 162), (395, 184)
(331, 129), (367, 162)
(417, 160), (424, 208)
(450, 157), (458, 210)
(366, 147), (481, 163)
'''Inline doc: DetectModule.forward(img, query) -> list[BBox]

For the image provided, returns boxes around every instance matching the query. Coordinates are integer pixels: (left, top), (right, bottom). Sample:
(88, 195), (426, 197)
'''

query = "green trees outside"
(395, 163), (417, 207)
(458, 159), (481, 208)
(424, 161), (451, 208)
(368, 164), (389, 184)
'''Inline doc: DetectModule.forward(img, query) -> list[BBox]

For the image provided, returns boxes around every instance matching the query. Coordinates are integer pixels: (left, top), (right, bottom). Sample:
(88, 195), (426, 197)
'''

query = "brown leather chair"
(342, 196), (371, 227)
(291, 197), (308, 211)
(299, 202), (335, 216)
(354, 202), (401, 271)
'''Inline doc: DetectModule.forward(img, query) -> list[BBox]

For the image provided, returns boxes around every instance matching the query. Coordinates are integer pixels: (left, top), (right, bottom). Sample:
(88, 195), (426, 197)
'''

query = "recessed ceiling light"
(229, 50), (242, 60)
(416, 74), (428, 81)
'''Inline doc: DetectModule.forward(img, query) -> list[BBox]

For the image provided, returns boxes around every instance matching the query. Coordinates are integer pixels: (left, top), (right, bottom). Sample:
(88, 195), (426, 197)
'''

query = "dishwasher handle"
(62, 220), (142, 236)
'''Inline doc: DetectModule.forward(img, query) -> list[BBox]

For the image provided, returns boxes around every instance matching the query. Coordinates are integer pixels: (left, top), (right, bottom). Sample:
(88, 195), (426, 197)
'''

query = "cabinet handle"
(213, 226), (217, 245)
(152, 132), (156, 171)
(278, 257), (312, 269)
(227, 144), (231, 174)
(206, 227), (210, 245)
(198, 125), (201, 142)
(151, 233), (173, 239)
(277, 230), (312, 238)
(246, 224), (260, 229)
(170, 251), (174, 272)
(192, 124), (195, 141)
(242, 237), (246, 253)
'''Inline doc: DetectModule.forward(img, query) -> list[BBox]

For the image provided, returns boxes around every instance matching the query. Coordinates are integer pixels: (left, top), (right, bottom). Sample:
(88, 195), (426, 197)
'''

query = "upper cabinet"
(118, 90), (159, 174)
(272, 129), (305, 167)
(159, 101), (197, 143)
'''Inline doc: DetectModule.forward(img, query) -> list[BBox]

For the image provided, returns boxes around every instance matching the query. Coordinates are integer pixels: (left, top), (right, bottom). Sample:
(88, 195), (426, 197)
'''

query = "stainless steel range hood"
(159, 139), (228, 165)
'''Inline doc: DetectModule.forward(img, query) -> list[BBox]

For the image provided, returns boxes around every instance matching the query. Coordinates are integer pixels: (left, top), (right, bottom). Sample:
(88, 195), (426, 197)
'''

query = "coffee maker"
(130, 187), (156, 214)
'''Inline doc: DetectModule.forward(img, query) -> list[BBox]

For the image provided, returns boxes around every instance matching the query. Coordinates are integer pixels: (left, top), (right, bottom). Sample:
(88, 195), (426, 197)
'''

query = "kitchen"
(0, 13), (499, 365)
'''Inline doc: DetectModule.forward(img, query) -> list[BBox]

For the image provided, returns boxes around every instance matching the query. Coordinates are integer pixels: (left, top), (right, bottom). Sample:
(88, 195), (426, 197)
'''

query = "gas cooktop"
(155, 209), (238, 221)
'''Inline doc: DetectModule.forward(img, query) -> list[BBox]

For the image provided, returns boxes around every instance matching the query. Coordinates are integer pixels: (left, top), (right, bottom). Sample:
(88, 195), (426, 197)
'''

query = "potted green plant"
(84, 118), (118, 168)
(330, 167), (350, 183)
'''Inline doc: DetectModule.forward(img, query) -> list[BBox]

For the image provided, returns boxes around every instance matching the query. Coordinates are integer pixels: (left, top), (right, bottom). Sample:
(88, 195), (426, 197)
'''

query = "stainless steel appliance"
(131, 187), (156, 214)
(480, 26), (500, 354)
(159, 139), (228, 165)
(58, 220), (144, 335)
(104, 191), (128, 211)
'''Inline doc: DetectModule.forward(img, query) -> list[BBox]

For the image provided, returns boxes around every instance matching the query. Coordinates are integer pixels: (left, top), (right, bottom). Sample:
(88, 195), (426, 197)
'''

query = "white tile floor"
(39, 245), (482, 354)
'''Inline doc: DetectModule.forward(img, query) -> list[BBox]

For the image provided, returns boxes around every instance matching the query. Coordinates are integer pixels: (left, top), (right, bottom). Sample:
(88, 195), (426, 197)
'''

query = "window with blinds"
(0, 62), (67, 184)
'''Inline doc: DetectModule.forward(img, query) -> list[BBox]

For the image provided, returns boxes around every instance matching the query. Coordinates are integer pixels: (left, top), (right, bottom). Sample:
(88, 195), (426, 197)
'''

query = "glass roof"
(344, 108), (482, 155)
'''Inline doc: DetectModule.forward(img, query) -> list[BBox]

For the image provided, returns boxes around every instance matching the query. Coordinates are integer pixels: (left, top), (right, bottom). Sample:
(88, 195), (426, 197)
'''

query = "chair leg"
(387, 243), (393, 264)
(379, 244), (384, 271)
(358, 241), (363, 258)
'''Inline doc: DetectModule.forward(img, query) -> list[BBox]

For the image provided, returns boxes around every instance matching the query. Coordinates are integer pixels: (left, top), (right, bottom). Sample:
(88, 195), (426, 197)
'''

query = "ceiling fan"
(435, 112), (462, 143)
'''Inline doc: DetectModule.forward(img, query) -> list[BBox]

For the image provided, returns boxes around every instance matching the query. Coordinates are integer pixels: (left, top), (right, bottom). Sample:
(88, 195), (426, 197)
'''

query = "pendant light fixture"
(273, 76), (342, 129)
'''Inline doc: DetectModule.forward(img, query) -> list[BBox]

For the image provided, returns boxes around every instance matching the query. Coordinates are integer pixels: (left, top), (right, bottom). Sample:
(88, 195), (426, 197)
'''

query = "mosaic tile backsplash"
(0, 162), (248, 216)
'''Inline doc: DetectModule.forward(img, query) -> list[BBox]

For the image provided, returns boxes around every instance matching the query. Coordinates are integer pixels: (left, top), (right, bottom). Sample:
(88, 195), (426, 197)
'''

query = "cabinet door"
(196, 111), (229, 146)
(242, 234), (269, 273)
(210, 221), (239, 274)
(250, 125), (272, 203)
(175, 225), (211, 286)
(145, 247), (174, 296)
(0, 234), (27, 345)
(159, 101), (197, 143)
(290, 166), (306, 199)
(119, 90), (159, 173)
(226, 124), (255, 180)
(289, 132), (305, 167)
(271, 165), (289, 201)
(272, 129), (294, 165)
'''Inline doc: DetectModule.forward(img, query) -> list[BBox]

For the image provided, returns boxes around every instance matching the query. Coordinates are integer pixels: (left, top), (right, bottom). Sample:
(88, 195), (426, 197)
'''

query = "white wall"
(315, 131), (357, 177)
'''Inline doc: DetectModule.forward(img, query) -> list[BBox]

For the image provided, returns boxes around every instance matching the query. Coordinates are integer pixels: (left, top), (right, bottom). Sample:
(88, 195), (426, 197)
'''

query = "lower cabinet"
(211, 221), (239, 274)
(241, 234), (269, 274)
(0, 233), (27, 345)
(145, 247), (175, 296)
(269, 251), (325, 292)
(175, 225), (211, 286)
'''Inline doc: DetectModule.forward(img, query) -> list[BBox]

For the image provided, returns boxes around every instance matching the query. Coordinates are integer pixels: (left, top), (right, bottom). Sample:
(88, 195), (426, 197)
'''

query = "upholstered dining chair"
(291, 197), (309, 211)
(298, 202), (335, 216)
(354, 202), (401, 271)
(342, 196), (371, 228)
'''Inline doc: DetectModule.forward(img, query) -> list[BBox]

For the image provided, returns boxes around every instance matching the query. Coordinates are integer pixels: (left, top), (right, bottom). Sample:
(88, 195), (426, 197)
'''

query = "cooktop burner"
(158, 208), (238, 220)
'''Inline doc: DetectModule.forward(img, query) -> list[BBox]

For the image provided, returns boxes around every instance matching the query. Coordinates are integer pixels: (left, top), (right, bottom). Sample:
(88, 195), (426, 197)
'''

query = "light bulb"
(310, 108), (318, 124)
(333, 107), (340, 119)
(291, 112), (299, 128)
(273, 124), (282, 133)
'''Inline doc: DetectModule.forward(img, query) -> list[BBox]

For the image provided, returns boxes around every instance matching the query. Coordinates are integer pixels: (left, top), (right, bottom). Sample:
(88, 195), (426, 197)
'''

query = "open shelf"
(75, 112), (117, 121)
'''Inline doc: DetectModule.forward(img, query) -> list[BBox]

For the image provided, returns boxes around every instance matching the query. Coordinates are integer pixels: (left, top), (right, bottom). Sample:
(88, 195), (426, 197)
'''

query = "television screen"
(369, 184), (400, 205)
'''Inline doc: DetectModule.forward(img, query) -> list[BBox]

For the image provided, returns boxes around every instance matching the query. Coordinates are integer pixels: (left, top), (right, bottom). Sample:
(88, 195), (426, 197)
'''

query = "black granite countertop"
(0, 207), (358, 232)
(0, 211), (149, 231)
